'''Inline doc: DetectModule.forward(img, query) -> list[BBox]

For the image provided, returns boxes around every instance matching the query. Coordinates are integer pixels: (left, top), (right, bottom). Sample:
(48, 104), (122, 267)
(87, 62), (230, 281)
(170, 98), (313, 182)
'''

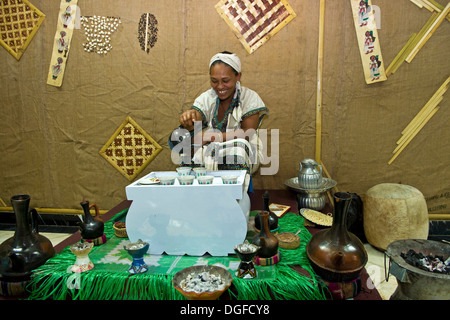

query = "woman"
(176, 51), (268, 174)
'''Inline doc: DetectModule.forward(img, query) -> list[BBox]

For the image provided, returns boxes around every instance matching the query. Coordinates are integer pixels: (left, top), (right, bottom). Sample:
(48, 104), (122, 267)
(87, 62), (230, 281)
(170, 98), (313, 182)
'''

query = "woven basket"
(276, 232), (300, 250)
(113, 221), (128, 238)
(300, 208), (332, 227)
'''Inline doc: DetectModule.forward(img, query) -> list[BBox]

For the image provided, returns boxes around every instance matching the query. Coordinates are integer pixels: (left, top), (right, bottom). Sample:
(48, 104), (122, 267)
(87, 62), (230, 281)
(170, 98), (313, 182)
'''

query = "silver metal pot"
(296, 191), (327, 211)
(298, 159), (323, 189)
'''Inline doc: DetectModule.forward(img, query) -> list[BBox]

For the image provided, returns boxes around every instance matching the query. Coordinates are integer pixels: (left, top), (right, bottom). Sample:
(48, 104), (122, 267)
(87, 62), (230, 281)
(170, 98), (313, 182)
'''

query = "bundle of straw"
(410, 0), (450, 20)
(388, 77), (449, 165)
(386, 2), (450, 76)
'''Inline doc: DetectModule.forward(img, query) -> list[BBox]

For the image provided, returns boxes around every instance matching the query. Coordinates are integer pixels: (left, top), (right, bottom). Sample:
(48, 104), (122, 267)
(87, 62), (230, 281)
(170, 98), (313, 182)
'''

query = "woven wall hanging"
(0, 0), (45, 60)
(138, 12), (158, 54)
(46, 0), (78, 87)
(350, 0), (387, 84)
(99, 116), (163, 181)
(215, 0), (296, 54)
(80, 15), (121, 55)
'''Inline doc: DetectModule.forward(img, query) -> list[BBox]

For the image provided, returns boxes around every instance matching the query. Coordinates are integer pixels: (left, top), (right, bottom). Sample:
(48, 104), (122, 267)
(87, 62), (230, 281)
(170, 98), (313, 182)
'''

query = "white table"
(125, 170), (250, 256)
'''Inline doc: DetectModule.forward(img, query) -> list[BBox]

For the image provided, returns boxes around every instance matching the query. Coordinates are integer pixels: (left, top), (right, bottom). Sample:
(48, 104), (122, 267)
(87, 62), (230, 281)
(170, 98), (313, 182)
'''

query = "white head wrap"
(209, 53), (241, 73)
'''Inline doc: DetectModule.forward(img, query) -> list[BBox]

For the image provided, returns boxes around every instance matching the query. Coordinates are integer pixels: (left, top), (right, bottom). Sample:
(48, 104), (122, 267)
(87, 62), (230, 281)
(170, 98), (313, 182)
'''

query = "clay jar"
(252, 211), (278, 258)
(306, 192), (368, 282)
(78, 199), (104, 240)
(0, 195), (55, 281)
(254, 191), (278, 231)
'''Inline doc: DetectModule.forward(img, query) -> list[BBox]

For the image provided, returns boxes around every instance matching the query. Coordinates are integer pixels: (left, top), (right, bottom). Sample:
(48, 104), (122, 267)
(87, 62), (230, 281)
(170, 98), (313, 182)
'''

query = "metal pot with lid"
(298, 159), (323, 189)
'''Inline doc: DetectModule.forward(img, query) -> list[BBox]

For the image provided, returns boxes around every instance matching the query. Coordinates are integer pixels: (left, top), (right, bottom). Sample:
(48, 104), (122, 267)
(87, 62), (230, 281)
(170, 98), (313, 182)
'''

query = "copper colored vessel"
(306, 192), (367, 282)
(252, 211), (278, 258)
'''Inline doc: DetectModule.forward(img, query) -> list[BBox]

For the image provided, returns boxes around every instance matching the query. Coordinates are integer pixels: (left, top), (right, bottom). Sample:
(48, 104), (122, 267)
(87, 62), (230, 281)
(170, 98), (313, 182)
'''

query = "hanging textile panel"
(215, 0), (296, 54)
(46, 0), (78, 87)
(350, 0), (387, 84)
(137, 12), (158, 54)
(0, 0), (45, 60)
(99, 116), (163, 182)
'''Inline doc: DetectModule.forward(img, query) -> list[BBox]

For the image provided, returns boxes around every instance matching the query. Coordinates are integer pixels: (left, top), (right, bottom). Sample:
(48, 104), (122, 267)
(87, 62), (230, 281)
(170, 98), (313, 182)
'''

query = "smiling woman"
(174, 51), (269, 174)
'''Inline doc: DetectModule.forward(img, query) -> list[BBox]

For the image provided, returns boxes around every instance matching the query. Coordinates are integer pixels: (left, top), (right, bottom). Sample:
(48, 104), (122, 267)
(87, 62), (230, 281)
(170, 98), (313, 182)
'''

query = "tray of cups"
(134, 168), (245, 187)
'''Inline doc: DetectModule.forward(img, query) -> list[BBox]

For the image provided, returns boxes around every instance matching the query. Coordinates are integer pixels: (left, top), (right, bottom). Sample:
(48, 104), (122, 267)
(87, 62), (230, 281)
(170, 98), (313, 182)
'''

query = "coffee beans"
(138, 13), (158, 53)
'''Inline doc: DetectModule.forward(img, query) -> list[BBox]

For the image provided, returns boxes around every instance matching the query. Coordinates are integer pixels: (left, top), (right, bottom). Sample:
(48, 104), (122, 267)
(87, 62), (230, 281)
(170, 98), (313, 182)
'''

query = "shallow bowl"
(172, 265), (233, 300)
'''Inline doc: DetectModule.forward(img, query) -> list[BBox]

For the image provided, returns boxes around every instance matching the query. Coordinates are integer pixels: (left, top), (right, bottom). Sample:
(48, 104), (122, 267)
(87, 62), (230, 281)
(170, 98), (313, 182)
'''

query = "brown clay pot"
(306, 192), (368, 282)
(252, 211), (278, 258)
(254, 191), (279, 231)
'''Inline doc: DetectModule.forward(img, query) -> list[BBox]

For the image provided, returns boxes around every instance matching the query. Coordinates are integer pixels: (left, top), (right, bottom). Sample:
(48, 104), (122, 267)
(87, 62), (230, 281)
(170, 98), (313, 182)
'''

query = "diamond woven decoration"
(99, 116), (163, 181)
(0, 0), (45, 60)
(215, 0), (296, 54)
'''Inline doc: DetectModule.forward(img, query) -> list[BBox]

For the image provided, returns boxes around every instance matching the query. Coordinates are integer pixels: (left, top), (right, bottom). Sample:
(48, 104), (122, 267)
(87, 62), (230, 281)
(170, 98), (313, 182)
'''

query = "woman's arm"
(200, 113), (260, 145)
(179, 109), (202, 132)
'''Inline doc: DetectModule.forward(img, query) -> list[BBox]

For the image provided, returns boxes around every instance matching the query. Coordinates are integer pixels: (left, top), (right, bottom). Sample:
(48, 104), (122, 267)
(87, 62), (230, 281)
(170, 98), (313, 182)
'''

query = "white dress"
(191, 82), (268, 174)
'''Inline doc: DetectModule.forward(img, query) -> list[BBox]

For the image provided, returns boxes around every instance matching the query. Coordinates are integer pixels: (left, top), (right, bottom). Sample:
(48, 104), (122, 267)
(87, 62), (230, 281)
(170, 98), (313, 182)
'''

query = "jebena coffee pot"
(0, 195), (55, 281)
(78, 199), (104, 240)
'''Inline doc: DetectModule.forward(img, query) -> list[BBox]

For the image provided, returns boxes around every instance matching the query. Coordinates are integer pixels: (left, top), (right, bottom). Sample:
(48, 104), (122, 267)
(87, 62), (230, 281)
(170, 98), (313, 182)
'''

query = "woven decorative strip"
(0, 0), (45, 60)
(99, 116), (163, 181)
(138, 13), (158, 54)
(46, 0), (78, 87)
(215, 0), (296, 54)
(350, 0), (387, 84)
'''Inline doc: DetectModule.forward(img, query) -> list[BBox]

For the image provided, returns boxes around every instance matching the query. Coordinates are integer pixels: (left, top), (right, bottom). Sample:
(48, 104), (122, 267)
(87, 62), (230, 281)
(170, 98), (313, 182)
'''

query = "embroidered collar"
(212, 82), (241, 132)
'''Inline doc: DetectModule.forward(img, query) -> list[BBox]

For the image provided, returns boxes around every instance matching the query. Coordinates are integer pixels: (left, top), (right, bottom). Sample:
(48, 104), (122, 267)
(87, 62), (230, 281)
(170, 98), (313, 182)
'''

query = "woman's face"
(210, 63), (241, 101)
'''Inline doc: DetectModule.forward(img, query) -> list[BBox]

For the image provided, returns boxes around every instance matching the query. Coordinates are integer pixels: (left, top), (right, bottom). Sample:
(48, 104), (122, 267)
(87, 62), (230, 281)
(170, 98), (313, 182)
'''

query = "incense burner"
(70, 242), (94, 273)
(234, 240), (260, 279)
(124, 239), (149, 274)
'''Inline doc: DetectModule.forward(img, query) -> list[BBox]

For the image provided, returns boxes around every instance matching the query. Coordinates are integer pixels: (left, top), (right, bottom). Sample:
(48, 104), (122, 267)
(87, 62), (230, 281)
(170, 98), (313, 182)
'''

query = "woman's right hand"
(179, 109), (201, 131)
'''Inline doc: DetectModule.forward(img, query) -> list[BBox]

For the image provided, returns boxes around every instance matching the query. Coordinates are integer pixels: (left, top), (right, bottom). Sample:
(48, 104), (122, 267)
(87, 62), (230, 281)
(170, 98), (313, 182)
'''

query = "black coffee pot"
(0, 195), (55, 281)
(78, 199), (104, 240)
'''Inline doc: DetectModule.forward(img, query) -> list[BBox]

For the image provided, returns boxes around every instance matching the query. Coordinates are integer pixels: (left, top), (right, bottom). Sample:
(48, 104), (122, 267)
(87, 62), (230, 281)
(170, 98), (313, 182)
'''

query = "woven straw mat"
(0, 0), (45, 60)
(99, 116), (162, 181)
(215, 0), (296, 54)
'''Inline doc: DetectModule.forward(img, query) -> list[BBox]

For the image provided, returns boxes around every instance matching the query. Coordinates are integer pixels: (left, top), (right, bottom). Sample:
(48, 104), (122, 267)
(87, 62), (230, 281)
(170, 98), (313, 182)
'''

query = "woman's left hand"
(194, 130), (223, 146)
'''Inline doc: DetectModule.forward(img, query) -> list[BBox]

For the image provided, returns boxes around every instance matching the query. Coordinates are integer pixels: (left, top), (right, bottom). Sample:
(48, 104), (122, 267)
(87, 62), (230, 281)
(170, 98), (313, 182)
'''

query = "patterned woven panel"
(99, 116), (163, 181)
(350, 0), (386, 84)
(0, 0), (45, 60)
(215, 0), (296, 54)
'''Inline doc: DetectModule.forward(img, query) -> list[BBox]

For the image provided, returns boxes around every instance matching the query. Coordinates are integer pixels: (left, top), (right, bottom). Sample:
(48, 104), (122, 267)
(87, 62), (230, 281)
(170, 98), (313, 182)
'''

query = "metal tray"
(284, 177), (337, 194)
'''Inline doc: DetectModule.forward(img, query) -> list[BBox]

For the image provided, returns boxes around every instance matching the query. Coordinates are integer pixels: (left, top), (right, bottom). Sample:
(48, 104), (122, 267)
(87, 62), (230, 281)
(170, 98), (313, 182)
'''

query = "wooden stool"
(363, 183), (429, 251)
